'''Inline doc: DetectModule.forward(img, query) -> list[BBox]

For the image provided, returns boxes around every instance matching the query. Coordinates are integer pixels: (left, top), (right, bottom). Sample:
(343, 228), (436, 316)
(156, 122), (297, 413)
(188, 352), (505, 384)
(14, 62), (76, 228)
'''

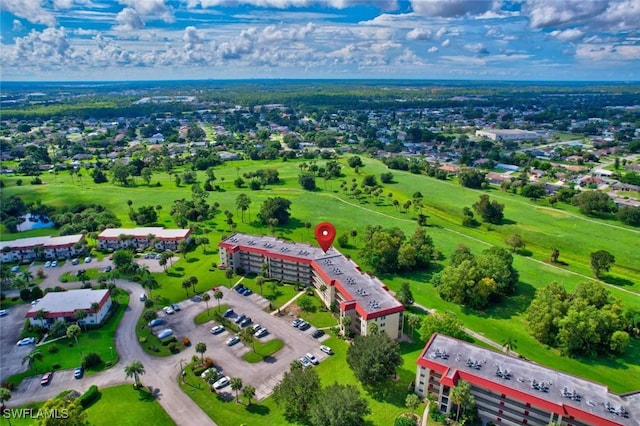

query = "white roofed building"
(26, 289), (112, 328)
(476, 129), (540, 142)
(0, 235), (85, 263)
(97, 227), (191, 252)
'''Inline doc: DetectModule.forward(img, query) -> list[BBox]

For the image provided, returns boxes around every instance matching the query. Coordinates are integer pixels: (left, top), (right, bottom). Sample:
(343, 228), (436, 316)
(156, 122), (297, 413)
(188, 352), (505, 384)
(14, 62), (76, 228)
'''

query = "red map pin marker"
(315, 222), (336, 253)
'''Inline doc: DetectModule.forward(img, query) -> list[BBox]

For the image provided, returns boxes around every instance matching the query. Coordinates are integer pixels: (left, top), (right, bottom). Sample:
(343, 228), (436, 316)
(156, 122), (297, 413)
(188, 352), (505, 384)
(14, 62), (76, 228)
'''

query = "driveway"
(0, 303), (34, 383)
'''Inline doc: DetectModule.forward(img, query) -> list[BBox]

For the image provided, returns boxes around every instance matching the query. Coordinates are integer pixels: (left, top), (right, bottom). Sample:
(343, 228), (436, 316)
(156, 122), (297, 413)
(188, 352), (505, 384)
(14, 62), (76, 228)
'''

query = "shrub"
(52, 364), (61, 370)
(161, 337), (177, 346)
(148, 345), (160, 353)
(82, 352), (102, 369)
(47, 345), (58, 354)
(138, 337), (147, 343)
(169, 344), (180, 354)
(193, 366), (207, 377)
(182, 337), (191, 346)
(144, 299), (154, 308)
(394, 416), (418, 426)
(19, 288), (32, 301)
(79, 385), (101, 408)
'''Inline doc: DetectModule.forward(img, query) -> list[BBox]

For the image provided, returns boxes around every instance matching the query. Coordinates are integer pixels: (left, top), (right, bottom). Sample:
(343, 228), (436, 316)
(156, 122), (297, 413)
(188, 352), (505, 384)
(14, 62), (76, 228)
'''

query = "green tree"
(202, 292), (211, 315)
(396, 281), (414, 307)
(617, 206), (640, 226)
(504, 233), (525, 252)
(458, 168), (486, 188)
(240, 327), (256, 352)
(590, 250), (615, 278)
(450, 380), (475, 422)
(346, 333), (403, 386)
(610, 330), (630, 353)
(213, 290), (223, 312)
(419, 311), (467, 342)
(242, 384), (256, 406)
(111, 163), (131, 186)
(0, 387), (11, 407)
(405, 393), (420, 411)
(235, 193), (252, 223)
(298, 296), (314, 312)
(74, 309), (88, 331)
(298, 172), (317, 190)
(359, 226), (405, 273)
(124, 360), (145, 387)
(39, 394), (89, 426)
(66, 324), (81, 347)
(195, 342), (207, 363)
(143, 309), (157, 324)
(22, 349), (43, 372)
(308, 383), (371, 426)
(501, 336), (518, 354)
(273, 361), (321, 424)
(348, 156), (363, 168)
(112, 249), (134, 272)
(573, 190), (616, 216)
(258, 197), (292, 225)
(230, 377), (243, 402)
(525, 282), (568, 345)
(472, 194), (504, 224)
(256, 276), (265, 296)
(141, 167), (153, 185)
(182, 278), (192, 297)
(406, 313), (420, 340)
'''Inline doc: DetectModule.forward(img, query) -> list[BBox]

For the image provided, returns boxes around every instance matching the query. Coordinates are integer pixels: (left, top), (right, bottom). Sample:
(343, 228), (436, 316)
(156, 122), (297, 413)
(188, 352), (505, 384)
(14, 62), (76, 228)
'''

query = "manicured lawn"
(288, 292), (339, 328)
(84, 385), (175, 426)
(238, 276), (302, 310)
(5, 289), (128, 387)
(194, 304), (231, 325)
(242, 338), (285, 363)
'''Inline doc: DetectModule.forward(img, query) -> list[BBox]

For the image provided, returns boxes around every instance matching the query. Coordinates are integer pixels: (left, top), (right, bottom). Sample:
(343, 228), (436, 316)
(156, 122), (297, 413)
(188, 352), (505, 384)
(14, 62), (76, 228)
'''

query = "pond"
(17, 214), (55, 232)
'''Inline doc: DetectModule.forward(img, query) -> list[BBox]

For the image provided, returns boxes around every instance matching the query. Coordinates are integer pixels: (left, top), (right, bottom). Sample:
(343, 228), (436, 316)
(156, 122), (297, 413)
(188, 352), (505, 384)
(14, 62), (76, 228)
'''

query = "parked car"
(104, 265), (112, 272)
(71, 258), (79, 265)
(312, 329), (325, 338)
(163, 306), (175, 315)
(242, 288), (253, 296)
(298, 321), (311, 331)
(298, 357), (312, 368)
(254, 328), (268, 338)
(139, 293), (147, 302)
(74, 367), (84, 379)
(157, 329), (174, 339)
(171, 303), (180, 311)
(305, 353), (319, 365)
(320, 345), (334, 355)
(200, 367), (220, 381)
(51, 260), (58, 267)
(240, 317), (252, 327)
(235, 285), (245, 293)
(0, 309), (8, 317)
(210, 325), (225, 335)
(17, 337), (36, 346)
(213, 376), (230, 389)
(84, 257), (92, 263)
(234, 314), (246, 324)
(226, 336), (240, 346)
(223, 308), (234, 318)
(148, 318), (164, 327)
(292, 318), (303, 327)
(31, 299), (41, 306)
(40, 372), (53, 386)
(252, 324), (262, 332)
(44, 261), (52, 268)
(11, 265), (20, 272)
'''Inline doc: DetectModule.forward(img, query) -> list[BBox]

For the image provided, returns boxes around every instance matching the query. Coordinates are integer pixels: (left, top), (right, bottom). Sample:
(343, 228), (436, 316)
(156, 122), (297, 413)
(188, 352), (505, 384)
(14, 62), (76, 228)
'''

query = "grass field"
(2, 155), (639, 394)
(85, 385), (176, 426)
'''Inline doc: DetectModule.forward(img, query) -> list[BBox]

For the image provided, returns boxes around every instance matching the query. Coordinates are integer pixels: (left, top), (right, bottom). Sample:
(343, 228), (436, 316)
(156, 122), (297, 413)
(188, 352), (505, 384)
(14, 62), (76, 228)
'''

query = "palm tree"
(141, 274), (159, 298)
(319, 284), (327, 301)
(35, 309), (48, 326)
(21, 270), (34, 285)
(182, 278), (191, 297)
(367, 322), (379, 335)
(341, 315), (352, 335)
(214, 290), (223, 312)
(22, 349), (43, 372)
(66, 324), (81, 347)
(90, 302), (100, 324)
(74, 310), (88, 331)
(202, 293), (211, 316)
(502, 336), (518, 355)
(242, 385), (256, 406)
(189, 276), (199, 295)
(235, 194), (251, 223)
(195, 342), (207, 363)
(230, 377), (243, 402)
(407, 314), (420, 340)
(240, 327), (255, 353)
(450, 380), (473, 422)
(124, 360), (146, 388)
(225, 269), (234, 285)
(0, 387), (12, 408)
(256, 276), (265, 296)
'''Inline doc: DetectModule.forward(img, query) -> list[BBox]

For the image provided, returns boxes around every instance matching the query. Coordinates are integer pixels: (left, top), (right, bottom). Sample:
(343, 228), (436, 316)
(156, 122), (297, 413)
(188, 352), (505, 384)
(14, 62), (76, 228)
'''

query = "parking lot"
(151, 284), (331, 401)
(0, 303), (34, 383)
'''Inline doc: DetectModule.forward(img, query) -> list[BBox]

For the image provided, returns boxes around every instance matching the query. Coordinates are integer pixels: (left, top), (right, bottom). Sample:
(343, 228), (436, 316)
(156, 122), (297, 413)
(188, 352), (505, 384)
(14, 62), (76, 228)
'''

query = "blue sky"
(1, 0), (638, 81)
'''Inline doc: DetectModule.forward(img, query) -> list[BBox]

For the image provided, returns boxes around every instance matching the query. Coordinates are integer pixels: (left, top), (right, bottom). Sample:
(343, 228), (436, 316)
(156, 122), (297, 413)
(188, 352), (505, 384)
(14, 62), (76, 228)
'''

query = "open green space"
(85, 385), (176, 426)
(5, 289), (128, 387)
(242, 338), (285, 363)
(2, 155), (639, 393)
(286, 292), (339, 329)
(239, 277), (301, 310)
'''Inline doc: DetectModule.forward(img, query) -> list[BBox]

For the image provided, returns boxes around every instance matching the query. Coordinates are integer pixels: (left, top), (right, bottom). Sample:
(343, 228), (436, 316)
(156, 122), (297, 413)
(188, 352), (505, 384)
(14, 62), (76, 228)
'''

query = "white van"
(139, 293), (147, 302)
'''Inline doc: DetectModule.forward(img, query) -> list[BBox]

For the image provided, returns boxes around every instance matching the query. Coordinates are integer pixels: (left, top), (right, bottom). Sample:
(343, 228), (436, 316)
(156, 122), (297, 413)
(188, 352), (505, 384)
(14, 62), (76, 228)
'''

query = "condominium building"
(97, 227), (191, 252)
(26, 289), (112, 328)
(0, 235), (85, 263)
(415, 334), (638, 426)
(219, 233), (404, 339)
(476, 129), (540, 142)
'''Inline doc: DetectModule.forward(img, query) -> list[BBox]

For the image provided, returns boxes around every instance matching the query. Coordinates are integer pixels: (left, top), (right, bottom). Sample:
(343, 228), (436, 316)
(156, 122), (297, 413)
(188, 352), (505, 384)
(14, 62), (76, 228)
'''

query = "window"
(500, 401), (504, 406)
(524, 410), (529, 416)
(522, 420), (528, 424)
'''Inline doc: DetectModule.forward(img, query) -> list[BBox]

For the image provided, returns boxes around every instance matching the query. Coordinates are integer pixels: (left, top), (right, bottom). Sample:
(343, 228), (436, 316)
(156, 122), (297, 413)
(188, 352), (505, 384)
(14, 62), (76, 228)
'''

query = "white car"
(0, 309), (8, 317)
(44, 261), (52, 268)
(298, 356), (312, 368)
(51, 260), (58, 267)
(320, 345), (334, 355)
(17, 337), (36, 346)
(210, 325), (225, 335)
(226, 336), (240, 346)
(254, 328), (268, 338)
(305, 353), (319, 365)
(213, 376), (230, 389)
(84, 257), (91, 263)
(157, 329), (174, 339)
(163, 306), (175, 315)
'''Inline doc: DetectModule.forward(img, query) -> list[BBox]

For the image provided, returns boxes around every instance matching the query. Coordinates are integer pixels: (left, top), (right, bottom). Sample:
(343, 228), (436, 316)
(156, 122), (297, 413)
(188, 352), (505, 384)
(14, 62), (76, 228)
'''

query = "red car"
(40, 372), (53, 386)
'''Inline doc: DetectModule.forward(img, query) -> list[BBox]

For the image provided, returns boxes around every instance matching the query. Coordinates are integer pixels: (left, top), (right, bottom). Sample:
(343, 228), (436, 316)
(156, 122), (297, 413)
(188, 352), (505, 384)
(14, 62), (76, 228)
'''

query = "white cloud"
(185, 0), (398, 10)
(435, 26), (447, 39)
(550, 28), (584, 42)
(406, 28), (432, 40)
(410, 0), (496, 17)
(183, 26), (204, 45)
(114, 8), (145, 31)
(464, 42), (489, 54)
(0, 0), (56, 26)
(11, 27), (73, 66)
(74, 28), (99, 36)
(441, 38), (451, 47)
(524, 0), (608, 29)
(576, 43), (640, 61)
(12, 19), (23, 32)
(427, 46), (438, 53)
(118, 0), (174, 22)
